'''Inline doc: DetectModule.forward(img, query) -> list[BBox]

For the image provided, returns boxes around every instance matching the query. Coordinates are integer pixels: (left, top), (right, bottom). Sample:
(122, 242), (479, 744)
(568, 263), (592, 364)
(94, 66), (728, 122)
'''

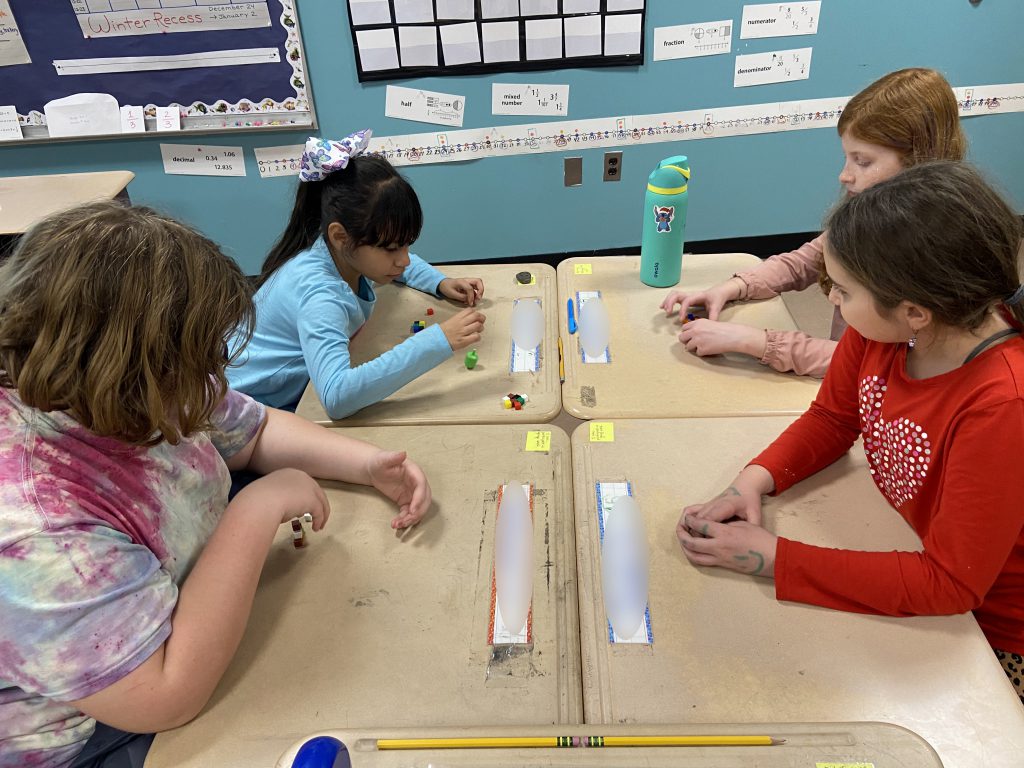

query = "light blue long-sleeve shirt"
(227, 237), (452, 419)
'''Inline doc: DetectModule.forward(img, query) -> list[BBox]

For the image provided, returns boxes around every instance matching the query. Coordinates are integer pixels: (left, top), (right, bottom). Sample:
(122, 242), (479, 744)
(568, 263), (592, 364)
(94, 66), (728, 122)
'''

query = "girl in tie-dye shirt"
(0, 202), (433, 768)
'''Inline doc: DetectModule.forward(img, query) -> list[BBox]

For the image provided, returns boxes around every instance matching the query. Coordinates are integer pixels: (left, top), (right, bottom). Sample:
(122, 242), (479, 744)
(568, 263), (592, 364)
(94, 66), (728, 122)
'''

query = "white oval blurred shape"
(511, 300), (544, 350)
(601, 495), (649, 639)
(579, 297), (610, 358)
(495, 483), (533, 636)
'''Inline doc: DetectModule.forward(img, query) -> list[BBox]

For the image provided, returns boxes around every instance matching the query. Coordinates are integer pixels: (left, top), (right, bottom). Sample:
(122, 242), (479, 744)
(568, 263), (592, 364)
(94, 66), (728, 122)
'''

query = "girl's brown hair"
(837, 67), (967, 164)
(0, 201), (255, 446)
(825, 161), (1024, 330)
(819, 68), (968, 295)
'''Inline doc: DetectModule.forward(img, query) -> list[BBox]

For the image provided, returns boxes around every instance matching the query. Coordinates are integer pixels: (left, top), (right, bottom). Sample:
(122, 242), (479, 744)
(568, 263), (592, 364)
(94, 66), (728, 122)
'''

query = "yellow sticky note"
(816, 763), (875, 768)
(574, 263), (593, 275)
(589, 422), (614, 442)
(525, 431), (552, 452)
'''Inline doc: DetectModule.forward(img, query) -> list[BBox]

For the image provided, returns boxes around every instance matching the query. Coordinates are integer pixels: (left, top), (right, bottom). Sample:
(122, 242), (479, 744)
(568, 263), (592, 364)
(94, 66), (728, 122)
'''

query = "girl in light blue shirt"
(228, 130), (486, 419)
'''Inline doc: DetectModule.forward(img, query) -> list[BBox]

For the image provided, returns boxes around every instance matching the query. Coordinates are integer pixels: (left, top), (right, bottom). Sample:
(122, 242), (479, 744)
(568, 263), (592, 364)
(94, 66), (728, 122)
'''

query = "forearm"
(246, 407), (376, 484)
(731, 464), (776, 496)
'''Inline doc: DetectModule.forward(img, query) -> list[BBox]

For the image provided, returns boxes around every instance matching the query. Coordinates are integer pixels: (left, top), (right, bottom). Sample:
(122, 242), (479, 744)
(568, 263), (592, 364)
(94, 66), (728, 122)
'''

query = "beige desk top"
(296, 264), (561, 427)
(0, 171), (135, 235)
(275, 722), (942, 767)
(571, 417), (1024, 768)
(146, 423), (581, 768)
(558, 255), (822, 419)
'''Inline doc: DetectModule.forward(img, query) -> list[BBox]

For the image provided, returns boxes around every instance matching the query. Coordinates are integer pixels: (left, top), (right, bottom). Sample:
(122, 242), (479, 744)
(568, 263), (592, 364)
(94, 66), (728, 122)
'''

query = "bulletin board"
(347, 0), (646, 82)
(0, 0), (314, 141)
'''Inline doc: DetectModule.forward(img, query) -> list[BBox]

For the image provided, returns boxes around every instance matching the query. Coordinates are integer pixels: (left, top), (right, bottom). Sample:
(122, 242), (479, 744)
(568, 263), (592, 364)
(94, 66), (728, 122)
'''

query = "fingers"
(706, 298), (726, 322)
(311, 484), (331, 532)
(660, 291), (684, 314)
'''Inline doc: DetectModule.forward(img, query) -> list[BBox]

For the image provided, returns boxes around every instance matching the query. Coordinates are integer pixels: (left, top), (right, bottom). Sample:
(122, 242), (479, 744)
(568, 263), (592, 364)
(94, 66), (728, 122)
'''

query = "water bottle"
(639, 156), (690, 287)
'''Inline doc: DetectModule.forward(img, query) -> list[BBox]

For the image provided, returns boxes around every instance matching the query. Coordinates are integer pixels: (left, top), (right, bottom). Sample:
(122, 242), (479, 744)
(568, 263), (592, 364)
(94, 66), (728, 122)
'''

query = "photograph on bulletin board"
(0, 0), (314, 141)
(347, 0), (646, 82)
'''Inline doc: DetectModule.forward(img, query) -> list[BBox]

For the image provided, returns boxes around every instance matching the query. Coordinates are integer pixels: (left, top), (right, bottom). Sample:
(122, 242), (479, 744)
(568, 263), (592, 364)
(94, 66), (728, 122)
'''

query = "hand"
(439, 277), (484, 307)
(676, 516), (778, 578)
(366, 450), (433, 529)
(677, 318), (767, 359)
(659, 278), (744, 322)
(679, 485), (763, 528)
(440, 307), (486, 351)
(236, 468), (330, 531)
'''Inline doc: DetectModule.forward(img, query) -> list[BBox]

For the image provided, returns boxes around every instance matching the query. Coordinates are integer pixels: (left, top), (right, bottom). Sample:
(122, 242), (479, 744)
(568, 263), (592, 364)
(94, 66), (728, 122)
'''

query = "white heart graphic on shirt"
(858, 376), (931, 508)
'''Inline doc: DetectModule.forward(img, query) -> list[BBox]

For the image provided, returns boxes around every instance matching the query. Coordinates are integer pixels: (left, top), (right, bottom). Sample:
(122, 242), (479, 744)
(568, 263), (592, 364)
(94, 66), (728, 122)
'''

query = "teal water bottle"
(639, 156), (690, 287)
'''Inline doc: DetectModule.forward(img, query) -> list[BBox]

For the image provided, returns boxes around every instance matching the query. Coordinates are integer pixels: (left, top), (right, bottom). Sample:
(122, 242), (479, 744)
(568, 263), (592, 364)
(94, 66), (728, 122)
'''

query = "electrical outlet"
(564, 156), (583, 187)
(603, 151), (623, 182)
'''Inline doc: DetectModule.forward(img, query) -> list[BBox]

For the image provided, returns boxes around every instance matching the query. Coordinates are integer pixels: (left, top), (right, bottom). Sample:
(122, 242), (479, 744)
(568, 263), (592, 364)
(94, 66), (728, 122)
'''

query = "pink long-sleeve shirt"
(732, 234), (846, 378)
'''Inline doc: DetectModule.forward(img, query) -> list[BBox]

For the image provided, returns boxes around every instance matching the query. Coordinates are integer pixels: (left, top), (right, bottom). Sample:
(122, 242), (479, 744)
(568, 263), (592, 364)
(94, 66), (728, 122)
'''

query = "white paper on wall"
(734, 47), (812, 87)
(492, 83), (568, 116)
(386, 84), (466, 126)
(399, 26), (439, 67)
(653, 20), (732, 61)
(44, 93), (121, 138)
(356, 27), (400, 71)
(740, 2), (820, 39)
(440, 22), (481, 65)
(481, 21), (520, 63)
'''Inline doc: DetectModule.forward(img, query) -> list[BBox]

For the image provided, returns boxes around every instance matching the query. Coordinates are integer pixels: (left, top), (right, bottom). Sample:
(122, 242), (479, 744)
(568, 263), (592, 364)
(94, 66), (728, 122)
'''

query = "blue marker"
(567, 298), (577, 334)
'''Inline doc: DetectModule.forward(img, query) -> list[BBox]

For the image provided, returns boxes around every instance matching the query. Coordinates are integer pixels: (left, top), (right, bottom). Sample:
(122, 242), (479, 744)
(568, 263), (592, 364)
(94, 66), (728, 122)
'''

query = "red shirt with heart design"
(754, 327), (1024, 653)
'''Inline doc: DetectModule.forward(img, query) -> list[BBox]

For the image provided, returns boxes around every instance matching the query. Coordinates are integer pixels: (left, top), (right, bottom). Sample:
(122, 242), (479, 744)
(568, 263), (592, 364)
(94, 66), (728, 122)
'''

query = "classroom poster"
(0, 0), (31, 66)
(68, 0), (272, 38)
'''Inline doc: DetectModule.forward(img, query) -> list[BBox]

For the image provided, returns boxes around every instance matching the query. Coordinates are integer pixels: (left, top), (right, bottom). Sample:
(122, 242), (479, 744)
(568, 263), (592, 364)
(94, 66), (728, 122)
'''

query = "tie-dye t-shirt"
(0, 386), (265, 768)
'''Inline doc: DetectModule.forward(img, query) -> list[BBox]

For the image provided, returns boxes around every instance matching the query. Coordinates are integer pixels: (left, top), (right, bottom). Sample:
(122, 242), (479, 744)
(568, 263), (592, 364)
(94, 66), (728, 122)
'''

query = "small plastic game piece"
(291, 518), (306, 548)
(685, 312), (696, 322)
(516, 271), (533, 285)
(465, 349), (479, 369)
(502, 396), (513, 409)
(426, 308), (434, 316)
(410, 320), (425, 334)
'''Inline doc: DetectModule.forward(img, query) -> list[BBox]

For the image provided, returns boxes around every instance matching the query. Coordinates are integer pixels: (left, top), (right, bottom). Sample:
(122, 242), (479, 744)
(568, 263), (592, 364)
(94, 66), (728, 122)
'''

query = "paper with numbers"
(740, 2), (820, 39)
(734, 47), (812, 87)
(161, 144), (246, 176)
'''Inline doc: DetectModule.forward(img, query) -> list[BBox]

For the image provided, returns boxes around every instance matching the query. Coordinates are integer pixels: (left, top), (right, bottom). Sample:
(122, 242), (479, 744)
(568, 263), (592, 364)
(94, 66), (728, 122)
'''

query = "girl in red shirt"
(677, 161), (1024, 704)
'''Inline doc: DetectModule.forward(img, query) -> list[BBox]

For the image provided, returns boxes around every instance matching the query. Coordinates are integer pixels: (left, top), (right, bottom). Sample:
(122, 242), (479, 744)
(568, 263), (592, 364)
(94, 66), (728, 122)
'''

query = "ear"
(898, 300), (933, 334)
(326, 221), (349, 254)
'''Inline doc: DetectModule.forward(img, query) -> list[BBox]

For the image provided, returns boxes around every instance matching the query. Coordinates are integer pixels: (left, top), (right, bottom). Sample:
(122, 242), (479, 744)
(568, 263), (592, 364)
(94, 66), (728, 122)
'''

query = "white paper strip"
(241, 84), (1024, 171)
(161, 144), (246, 176)
(734, 47), (812, 88)
(577, 291), (609, 364)
(386, 85), (465, 127)
(595, 481), (652, 644)
(740, 2), (820, 39)
(54, 48), (279, 76)
(492, 84), (568, 116)
(254, 144), (304, 178)
(0, 106), (23, 141)
(653, 20), (732, 61)
(72, 2), (271, 38)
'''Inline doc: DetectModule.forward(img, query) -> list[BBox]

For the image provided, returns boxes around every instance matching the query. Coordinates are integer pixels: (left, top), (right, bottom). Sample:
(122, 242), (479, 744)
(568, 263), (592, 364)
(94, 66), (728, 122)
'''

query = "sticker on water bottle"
(653, 205), (676, 233)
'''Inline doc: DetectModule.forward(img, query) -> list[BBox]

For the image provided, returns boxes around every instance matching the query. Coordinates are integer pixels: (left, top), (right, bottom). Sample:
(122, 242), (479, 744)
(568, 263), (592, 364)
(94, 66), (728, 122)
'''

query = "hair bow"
(299, 129), (373, 182)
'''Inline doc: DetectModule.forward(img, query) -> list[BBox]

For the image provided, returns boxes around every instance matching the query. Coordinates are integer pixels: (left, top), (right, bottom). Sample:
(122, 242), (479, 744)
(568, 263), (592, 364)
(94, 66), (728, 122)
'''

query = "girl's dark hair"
(825, 161), (1024, 329)
(257, 154), (423, 288)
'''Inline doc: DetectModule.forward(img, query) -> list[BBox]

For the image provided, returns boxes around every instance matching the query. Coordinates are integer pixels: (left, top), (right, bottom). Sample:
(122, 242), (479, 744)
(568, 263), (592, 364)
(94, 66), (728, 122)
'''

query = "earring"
(908, 332), (917, 350)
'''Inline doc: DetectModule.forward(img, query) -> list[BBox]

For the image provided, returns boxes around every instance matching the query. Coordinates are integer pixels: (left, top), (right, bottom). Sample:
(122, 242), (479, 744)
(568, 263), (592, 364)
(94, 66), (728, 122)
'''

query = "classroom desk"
(0, 171), (135, 235)
(558, 255), (822, 419)
(571, 417), (1024, 768)
(146, 423), (581, 768)
(295, 264), (561, 426)
(275, 722), (942, 768)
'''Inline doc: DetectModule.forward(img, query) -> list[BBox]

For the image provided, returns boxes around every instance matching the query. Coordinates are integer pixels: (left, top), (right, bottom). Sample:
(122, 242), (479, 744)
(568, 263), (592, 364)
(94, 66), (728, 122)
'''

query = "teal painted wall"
(2, 1), (1022, 274)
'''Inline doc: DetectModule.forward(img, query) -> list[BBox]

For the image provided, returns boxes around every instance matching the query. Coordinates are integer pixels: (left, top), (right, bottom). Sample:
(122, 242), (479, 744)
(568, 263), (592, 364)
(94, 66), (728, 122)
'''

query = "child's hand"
(239, 468), (331, 531)
(678, 485), (763, 528)
(660, 278), (744, 322)
(439, 277), (484, 306)
(676, 516), (778, 578)
(440, 307), (486, 350)
(365, 450), (433, 529)
(678, 319), (767, 359)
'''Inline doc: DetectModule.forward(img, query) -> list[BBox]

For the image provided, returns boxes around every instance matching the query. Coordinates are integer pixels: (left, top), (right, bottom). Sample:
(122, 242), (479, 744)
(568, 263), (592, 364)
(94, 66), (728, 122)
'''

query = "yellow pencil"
(557, 336), (565, 383)
(585, 735), (781, 747)
(374, 737), (577, 750)
(371, 735), (782, 750)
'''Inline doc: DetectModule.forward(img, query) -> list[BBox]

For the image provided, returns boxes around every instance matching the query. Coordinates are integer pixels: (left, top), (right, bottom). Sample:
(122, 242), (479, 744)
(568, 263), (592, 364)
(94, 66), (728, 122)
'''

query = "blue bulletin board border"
(2, 0), (312, 139)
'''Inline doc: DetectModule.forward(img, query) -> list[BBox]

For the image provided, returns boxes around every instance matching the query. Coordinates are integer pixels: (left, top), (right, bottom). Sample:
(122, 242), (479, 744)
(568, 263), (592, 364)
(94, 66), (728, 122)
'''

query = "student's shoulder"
(992, 336), (1024, 401)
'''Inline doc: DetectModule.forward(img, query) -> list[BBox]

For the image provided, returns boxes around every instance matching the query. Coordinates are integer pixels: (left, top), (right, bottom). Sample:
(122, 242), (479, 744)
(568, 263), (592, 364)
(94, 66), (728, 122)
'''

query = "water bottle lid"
(648, 156), (690, 195)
